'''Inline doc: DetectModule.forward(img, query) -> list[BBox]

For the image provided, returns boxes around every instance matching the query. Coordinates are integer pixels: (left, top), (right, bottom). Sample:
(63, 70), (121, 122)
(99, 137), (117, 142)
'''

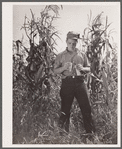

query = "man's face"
(66, 38), (77, 52)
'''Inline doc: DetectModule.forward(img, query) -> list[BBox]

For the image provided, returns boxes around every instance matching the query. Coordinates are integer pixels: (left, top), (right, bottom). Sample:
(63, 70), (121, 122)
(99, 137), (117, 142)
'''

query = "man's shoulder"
(76, 48), (86, 56)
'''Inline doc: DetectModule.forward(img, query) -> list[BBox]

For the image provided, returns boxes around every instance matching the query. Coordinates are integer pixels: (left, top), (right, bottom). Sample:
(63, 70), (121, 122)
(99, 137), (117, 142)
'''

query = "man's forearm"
(54, 66), (65, 74)
(82, 67), (90, 73)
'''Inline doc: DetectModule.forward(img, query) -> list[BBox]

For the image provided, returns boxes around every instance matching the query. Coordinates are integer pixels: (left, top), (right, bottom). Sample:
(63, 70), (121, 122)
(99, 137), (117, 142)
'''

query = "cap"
(67, 31), (81, 40)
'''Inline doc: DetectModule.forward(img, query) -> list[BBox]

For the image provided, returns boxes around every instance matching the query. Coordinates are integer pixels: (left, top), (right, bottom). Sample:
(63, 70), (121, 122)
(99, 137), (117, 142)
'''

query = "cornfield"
(13, 6), (118, 144)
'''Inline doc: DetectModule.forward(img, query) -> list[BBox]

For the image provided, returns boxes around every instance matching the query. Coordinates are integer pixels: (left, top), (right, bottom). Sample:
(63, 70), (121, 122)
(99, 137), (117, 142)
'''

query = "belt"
(64, 75), (84, 79)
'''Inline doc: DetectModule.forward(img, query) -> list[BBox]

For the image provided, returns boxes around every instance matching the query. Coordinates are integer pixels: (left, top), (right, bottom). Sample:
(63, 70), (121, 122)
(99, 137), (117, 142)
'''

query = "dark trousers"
(59, 76), (95, 133)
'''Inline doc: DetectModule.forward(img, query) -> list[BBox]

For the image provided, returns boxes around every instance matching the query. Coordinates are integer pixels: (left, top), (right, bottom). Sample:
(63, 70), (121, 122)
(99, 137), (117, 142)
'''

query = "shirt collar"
(66, 47), (78, 54)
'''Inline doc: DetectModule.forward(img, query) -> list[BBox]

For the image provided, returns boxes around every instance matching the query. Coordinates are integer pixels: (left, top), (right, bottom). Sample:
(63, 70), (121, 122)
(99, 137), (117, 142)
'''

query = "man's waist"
(62, 75), (85, 79)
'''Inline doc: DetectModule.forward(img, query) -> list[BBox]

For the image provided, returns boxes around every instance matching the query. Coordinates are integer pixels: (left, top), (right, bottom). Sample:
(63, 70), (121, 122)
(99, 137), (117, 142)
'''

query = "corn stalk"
(13, 5), (62, 114)
(82, 12), (114, 106)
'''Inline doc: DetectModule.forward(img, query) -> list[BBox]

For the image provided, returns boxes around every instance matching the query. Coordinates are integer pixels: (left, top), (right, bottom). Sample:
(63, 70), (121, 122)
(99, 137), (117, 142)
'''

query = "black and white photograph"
(2, 2), (120, 148)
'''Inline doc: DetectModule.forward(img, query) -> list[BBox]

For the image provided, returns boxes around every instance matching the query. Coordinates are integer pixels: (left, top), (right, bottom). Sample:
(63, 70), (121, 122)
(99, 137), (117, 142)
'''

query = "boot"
(83, 114), (95, 134)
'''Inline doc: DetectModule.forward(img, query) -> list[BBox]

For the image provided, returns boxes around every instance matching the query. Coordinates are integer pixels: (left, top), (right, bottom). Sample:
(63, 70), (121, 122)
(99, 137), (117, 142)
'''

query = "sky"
(13, 2), (120, 53)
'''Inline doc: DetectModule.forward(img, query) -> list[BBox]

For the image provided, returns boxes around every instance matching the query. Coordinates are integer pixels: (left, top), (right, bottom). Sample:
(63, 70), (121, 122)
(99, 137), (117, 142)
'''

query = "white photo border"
(2, 1), (121, 148)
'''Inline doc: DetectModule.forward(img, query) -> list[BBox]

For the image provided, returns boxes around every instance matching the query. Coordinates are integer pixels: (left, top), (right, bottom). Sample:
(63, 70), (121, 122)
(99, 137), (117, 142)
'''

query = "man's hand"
(76, 64), (85, 72)
(63, 62), (72, 71)
(54, 62), (72, 74)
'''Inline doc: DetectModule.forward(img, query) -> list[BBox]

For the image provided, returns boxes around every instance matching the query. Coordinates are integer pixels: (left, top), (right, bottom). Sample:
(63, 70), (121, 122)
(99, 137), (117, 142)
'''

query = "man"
(54, 31), (95, 134)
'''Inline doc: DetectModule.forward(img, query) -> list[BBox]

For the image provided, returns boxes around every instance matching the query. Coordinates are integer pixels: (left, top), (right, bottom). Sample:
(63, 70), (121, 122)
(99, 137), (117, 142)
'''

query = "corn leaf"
(101, 69), (109, 105)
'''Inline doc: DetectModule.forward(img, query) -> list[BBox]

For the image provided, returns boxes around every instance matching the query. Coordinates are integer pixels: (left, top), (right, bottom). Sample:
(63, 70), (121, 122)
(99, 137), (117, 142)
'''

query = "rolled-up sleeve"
(83, 53), (90, 67)
(54, 54), (62, 69)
